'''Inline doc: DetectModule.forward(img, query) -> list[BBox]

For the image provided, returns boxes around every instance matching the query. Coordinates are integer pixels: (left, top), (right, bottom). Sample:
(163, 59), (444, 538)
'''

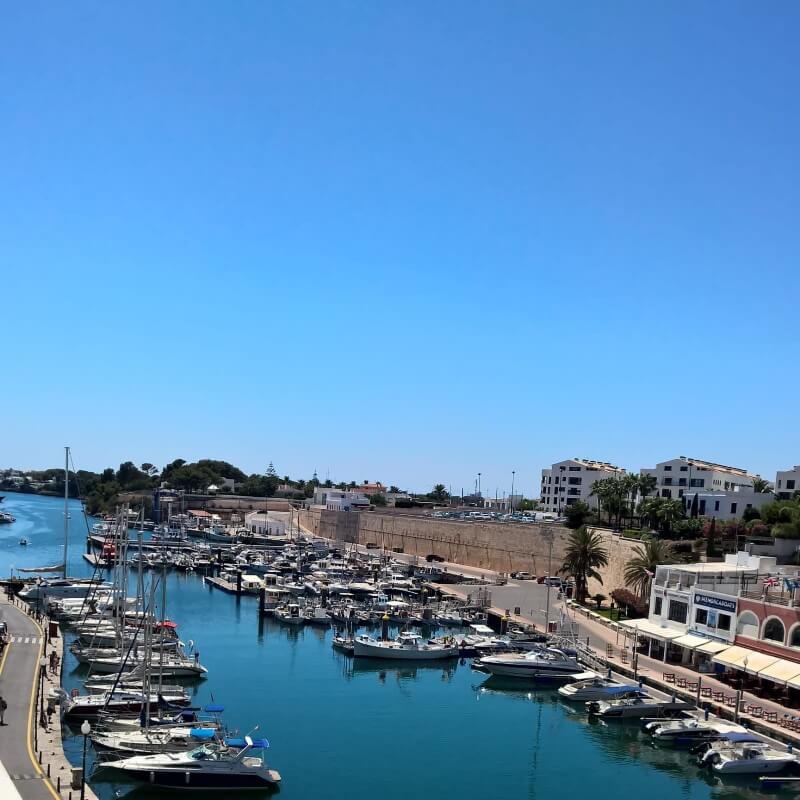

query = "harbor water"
(0, 493), (765, 799)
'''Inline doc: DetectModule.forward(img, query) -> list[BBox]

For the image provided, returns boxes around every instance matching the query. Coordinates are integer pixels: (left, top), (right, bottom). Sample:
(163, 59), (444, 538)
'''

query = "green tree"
(429, 484), (449, 503)
(369, 493), (387, 506)
(656, 499), (684, 535)
(558, 526), (609, 604)
(563, 500), (592, 529)
(593, 593), (607, 610)
(752, 476), (771, 493)
(624, 538), (675, 598)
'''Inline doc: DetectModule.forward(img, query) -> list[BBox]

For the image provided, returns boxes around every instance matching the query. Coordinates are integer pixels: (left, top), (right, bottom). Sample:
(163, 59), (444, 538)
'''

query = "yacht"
(19, 578), (111, 603)
(101, 736), (281, 789)
(645, 717), (748, 747)
(92, 725), (221, 754)
(558, 677), (638, 702)
(353, 632), (458, 661)
(587, 692), (695, 719)
(478, 647), (585, 680)
(0, 511), (16, 524)
(85, 653), (207, 678)
(698, 734), (797, 774)
(63, 689), (190, 719)
(274, 603), (305, 625)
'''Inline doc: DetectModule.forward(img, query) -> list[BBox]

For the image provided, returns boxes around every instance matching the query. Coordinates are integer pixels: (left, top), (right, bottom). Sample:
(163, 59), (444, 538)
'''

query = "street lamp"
(38, 656), (47, 727)
(80, 719), (91, 800)
(511, 471), (516, 514)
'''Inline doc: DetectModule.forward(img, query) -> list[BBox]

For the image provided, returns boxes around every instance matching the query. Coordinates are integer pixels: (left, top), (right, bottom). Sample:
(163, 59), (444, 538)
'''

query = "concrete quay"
(0, 594), (98, 800)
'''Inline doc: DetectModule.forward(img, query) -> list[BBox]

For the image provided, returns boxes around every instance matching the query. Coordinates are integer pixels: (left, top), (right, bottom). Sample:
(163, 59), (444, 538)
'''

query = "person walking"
(0, 695), (7, 725)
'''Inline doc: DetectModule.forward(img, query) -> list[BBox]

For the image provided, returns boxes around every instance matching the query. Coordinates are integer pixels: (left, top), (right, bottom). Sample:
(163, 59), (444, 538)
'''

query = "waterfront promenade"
(0, 595), (97, 800)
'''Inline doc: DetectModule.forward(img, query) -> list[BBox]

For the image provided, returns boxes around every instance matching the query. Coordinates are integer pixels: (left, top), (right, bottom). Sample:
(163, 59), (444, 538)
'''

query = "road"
(0, 601), (57, 800)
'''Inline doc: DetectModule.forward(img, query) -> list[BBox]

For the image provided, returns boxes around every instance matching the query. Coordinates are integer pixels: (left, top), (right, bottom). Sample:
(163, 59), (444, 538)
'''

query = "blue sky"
(2, 2), (798, 496)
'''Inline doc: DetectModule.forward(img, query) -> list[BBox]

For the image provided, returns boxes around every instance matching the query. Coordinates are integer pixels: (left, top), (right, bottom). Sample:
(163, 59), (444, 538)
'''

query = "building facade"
(640, 457), (759, 502)
(681, 489), (774, 521)
(539, 458), (626, 514)
(776, 466), (800, 501)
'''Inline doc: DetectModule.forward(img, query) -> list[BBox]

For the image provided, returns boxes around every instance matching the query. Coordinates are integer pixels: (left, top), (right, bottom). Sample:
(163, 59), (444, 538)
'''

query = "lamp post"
(511, 471), (516, 514)
(38, 656), (47, 727)
(477, 473), (481, 501)
(80, 719), (91, 800)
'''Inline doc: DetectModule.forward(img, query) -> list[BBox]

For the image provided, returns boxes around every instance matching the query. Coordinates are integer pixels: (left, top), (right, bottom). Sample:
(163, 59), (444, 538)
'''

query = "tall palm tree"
(624, 538), (675, 598)
(558, 526), (609, 604)
(752, 476), (771, 494)
(657, 499), (684, 535)
(637, 474), (658, 502)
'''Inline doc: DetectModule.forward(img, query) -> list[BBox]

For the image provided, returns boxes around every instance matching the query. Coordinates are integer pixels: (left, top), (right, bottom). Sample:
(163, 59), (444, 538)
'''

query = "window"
(664, 477), (673, 486)
(679, 466), (688, 471)
(568, 477), (582, 485)
(790, 626), (800, 648)
(737, 611), (759, 637)
(654, 597), (662, 615)
(714, 501), (720, 512)
(554, 476), (559, 484)
(679, 478), (687, 486)
(730, 502), (737, 514)
(717, 614), (731, 632)
(668, 600), (688, 624)
(664, 466), (672, 471)
(661, 489), (672, 498)
(763, 618), (785, 643)
(699, 500), (706, 515)
(690, 478), (705, 487)
(695, 608), (708, 625)
(568, 466), (580, 471)
(788, 480), (796, 490)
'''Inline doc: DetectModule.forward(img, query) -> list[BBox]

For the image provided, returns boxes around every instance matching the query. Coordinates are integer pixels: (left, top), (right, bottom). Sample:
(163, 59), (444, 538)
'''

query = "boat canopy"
(190, 728), (216, 740)
(604, 685), (643, 696)
(722, 732), (763, 743)
(226, 737), (269, 749)
(204, 704), (225, 713)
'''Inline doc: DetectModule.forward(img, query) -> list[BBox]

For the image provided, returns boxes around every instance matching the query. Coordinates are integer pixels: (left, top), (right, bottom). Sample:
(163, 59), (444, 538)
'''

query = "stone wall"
(298, 507), (570, 575)
(584, 528), (644, 598)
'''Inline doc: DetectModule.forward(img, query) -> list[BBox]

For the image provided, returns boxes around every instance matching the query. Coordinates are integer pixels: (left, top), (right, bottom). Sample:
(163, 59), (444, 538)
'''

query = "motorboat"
(302, 606), (331, 626)
(20, 578), (112, 603)
(587, 692), (695, 719)
(353, 632), (458, 661)
(100, 736), (281, 789)
(644, 717), (748, 747)
(0, 511), (15, 524)
(274, 603), (305, 625)
(95, 705), (224, 732)
(558, 677), (639, 702)
(478, 647), (585, 680)
(698, 733), (798, 774)
(92, 725), (222, 754)
(332, 635), (355, 654)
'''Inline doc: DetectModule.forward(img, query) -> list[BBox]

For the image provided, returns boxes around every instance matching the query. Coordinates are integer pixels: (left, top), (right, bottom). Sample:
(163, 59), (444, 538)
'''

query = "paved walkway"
(0, 596), (98, 800)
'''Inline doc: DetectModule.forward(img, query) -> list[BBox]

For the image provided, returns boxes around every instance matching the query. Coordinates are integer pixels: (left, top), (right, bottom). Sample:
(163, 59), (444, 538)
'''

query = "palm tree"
(657, 499), (684, 535)
(637, 473), (658, 502)
(624, 539), (675, 598)
(558, 526), (609, 604)
(752, 476), (771, 493)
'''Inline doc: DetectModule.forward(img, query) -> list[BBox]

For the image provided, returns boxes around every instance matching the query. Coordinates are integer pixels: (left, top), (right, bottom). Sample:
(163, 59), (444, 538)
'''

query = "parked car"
(511, 571), (533, 580)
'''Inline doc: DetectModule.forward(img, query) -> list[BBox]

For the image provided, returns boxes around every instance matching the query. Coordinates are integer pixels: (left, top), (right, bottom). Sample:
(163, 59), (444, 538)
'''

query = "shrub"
(610, 588), (648, 617)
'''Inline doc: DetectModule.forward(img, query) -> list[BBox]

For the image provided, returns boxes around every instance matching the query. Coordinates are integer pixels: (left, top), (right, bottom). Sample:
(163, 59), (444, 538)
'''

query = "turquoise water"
(0, 493), (764, 799)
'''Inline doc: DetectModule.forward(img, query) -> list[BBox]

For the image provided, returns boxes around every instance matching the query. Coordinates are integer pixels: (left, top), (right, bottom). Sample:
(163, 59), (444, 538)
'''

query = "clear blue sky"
(2, 2), (798, 496)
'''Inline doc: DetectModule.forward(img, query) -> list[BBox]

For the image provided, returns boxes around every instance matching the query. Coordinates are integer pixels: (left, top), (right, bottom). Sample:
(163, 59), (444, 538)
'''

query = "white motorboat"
(353, 632), (458, 661)
(274, 603), (305, 625)
(698, 733), (797, 774)
(558, 677), (638, 701)
(587, 692), (695, 719)
(20, 578), (112, 603)
(645, 717), (747, 747)
(101, 736), (281, 789)
(302, 606), (331, 626)
(478, 647), (584, 680)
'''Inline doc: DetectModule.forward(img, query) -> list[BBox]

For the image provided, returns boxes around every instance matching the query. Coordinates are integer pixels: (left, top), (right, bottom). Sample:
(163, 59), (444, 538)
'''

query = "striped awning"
(758, 658), (800, 686)
(673, 633), (711, 650)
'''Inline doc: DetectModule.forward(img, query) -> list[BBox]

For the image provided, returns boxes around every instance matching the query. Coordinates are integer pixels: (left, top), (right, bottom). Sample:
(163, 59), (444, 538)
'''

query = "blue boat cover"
(190, 728), (216, 740)
(604, 685), (642, 695)
(204, 704), (225, 713)
(225, 737), (270, 749)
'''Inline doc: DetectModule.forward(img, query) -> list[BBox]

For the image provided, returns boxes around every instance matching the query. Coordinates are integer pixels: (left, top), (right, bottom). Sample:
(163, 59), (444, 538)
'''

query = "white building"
(776, 466), (800, 501)
(540, 458), (626, 514)
(244, 511), (287, 537)
(312, 488), (371, 512)
(682, 489), (774, 521)
(641, 457), (760, 501)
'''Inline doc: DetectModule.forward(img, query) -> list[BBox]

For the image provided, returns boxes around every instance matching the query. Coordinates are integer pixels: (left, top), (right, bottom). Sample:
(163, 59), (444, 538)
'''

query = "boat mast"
(63, 445), (70, 579)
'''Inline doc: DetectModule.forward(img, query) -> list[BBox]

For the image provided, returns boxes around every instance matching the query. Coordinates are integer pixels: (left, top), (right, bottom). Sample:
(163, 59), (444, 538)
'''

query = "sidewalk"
(0, 595), (98, 800)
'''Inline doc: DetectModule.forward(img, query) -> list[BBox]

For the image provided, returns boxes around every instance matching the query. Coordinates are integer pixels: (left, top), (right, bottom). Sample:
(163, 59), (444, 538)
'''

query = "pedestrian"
(0, 695), (7, 725)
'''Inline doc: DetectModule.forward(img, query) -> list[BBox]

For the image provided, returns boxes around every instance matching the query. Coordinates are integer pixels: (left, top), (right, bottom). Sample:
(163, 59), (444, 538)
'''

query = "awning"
(696, 640), (731, 655)
(758, 659), (800, 686)
(673, 633), (711, 650)
(713, 646), (760, 669)
(618, 619), (683, 641)
(739, 651), (781, 676)
(787, 673), (800, 691)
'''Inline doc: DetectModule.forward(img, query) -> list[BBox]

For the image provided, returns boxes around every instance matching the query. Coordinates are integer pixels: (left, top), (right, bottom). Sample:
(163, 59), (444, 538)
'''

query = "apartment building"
(641, 457), (759, 500)
(539, 458), (626, 514)
(776, 466), (800, 500)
